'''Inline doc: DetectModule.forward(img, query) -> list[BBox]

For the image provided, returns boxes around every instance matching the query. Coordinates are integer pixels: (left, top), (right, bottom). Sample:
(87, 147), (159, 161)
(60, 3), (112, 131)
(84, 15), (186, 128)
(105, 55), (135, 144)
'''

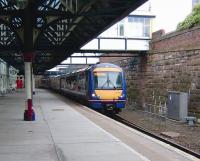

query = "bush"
(177, 4), (200, 31)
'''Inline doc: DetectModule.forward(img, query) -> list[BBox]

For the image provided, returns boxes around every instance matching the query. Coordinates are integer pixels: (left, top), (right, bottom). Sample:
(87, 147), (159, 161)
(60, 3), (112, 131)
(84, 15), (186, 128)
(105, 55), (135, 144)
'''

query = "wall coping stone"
(151, 25), (200, 43)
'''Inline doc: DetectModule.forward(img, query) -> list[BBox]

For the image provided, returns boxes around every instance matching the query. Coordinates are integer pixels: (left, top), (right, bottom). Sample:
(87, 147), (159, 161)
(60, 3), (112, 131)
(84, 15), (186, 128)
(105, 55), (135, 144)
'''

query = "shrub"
(177, 4), (200, 31)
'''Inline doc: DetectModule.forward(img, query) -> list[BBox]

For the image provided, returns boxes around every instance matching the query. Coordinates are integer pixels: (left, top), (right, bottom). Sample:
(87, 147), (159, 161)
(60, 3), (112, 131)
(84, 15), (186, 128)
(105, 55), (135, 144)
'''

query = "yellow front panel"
(95, 90), (122, 100)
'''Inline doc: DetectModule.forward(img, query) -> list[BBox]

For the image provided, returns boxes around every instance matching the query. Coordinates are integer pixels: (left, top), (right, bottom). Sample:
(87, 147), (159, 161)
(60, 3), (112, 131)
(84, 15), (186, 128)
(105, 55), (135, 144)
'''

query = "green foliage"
(127, 84), (139, 101)
(177, 4), (200, 31)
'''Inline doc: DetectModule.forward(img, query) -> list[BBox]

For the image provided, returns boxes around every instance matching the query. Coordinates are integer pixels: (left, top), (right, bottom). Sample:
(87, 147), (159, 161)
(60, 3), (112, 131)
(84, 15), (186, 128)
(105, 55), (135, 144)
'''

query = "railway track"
(113, 115), (200, 159)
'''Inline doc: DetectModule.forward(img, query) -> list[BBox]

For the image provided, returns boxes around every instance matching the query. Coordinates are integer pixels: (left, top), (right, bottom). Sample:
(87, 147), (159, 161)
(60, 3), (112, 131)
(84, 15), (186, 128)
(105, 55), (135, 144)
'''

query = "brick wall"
(149, 27), (200, 118)
(151, 26), (200, 51)
(143, 50), (200, 116)
(100, 26), (200, 118)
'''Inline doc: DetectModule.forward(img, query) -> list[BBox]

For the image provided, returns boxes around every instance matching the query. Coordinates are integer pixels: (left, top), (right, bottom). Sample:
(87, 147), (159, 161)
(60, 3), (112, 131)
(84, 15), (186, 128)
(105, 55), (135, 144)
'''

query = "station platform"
(0, 89), (198, 161)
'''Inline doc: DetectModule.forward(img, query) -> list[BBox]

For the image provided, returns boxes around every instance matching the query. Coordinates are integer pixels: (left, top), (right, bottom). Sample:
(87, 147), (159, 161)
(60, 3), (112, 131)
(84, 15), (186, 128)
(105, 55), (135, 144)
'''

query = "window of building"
(144, 18), (150, 37)
(128, 17), (134, 22)
(127, 16), (150, 38)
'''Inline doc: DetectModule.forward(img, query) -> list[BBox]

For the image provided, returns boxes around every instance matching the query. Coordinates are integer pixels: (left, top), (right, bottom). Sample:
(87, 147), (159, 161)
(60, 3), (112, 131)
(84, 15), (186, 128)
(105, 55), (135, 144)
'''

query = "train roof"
(73, 63), (122, 72)
(48, 63), (122, 78)
(93, 63), (121, 69)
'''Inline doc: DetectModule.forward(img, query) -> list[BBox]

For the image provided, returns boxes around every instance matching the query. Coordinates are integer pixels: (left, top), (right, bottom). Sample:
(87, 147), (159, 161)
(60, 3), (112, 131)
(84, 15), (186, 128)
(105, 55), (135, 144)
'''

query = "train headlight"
(91, 93), (101, 99)
(119, 94), (125, 99)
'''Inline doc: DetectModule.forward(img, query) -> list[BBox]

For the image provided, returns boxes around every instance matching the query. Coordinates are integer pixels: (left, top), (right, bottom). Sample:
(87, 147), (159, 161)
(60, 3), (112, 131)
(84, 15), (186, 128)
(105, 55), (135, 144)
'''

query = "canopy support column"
(23, 53), (35, 121)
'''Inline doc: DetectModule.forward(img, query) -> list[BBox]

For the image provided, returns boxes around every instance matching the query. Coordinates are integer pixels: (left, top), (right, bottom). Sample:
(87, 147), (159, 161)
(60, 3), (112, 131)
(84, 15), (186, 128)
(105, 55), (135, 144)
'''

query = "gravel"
(119, 108), (200, 154)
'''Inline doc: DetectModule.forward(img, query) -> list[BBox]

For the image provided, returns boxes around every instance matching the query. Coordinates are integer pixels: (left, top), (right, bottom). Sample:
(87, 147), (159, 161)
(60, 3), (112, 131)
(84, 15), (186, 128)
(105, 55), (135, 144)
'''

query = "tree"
(177, 4), (200, 31)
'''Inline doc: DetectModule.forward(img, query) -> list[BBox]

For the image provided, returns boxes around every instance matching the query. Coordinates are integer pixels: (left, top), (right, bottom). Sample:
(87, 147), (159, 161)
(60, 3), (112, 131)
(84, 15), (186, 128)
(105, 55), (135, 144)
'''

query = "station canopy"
(0, 0), (147, 74)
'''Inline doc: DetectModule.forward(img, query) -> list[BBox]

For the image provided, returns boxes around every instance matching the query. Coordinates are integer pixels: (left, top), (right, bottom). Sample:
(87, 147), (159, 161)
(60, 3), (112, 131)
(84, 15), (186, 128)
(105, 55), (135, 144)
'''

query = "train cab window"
(94, 71), (122, 90)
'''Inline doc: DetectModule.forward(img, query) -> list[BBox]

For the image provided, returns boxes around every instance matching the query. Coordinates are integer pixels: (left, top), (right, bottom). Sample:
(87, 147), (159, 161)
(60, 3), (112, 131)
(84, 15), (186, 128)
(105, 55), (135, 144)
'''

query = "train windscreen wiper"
(101, 79), (116, 89)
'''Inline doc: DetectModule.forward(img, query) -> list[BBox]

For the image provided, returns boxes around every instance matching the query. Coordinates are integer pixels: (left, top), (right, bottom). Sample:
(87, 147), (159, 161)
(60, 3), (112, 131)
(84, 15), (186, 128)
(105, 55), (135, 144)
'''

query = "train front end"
(88, 63), (126, 113)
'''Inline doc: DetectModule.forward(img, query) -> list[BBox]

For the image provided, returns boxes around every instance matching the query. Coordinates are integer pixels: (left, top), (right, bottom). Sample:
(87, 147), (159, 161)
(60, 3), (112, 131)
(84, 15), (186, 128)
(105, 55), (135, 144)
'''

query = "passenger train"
(45, 63), (126, 114)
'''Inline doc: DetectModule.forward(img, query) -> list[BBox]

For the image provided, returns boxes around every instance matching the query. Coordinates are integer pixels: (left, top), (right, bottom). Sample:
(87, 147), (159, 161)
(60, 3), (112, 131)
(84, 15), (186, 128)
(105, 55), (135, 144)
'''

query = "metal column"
(23, 54), (35, 121)
(23, 2), (35, 121)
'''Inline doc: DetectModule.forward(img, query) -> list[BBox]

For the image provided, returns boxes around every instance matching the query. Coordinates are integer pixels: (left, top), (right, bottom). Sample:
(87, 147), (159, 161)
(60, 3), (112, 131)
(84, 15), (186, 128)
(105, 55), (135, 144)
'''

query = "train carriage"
(50, 63), (126, 114)
(87, 63), (126, 113)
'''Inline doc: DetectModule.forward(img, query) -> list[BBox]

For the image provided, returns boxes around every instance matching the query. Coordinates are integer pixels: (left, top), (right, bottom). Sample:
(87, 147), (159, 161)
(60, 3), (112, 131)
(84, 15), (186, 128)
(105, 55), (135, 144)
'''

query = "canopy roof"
(0, 0), (147, 74)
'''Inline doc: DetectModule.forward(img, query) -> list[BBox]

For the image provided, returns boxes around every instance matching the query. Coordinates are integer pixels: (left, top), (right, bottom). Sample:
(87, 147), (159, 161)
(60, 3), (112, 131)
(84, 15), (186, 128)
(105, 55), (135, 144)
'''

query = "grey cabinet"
(167, 91), (188, 121)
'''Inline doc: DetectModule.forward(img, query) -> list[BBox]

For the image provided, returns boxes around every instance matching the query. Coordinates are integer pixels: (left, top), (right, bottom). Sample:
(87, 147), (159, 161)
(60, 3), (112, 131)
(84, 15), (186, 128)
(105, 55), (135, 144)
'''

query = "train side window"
(79, 72), (86, 92)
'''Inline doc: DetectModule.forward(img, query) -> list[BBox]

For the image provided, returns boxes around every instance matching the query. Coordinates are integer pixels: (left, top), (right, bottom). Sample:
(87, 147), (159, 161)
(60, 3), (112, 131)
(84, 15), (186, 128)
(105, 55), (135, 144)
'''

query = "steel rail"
(113, 115), (200, 159)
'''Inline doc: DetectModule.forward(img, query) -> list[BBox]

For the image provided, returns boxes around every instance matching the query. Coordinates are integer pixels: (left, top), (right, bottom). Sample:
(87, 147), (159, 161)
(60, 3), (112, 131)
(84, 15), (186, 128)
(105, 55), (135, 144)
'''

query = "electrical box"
(167, 91), (188, 121)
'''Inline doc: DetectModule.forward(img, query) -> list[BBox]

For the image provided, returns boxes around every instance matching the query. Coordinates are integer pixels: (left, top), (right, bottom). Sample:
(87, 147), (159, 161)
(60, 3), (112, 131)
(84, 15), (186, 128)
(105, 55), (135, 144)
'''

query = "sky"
(147, 0), (192, 33)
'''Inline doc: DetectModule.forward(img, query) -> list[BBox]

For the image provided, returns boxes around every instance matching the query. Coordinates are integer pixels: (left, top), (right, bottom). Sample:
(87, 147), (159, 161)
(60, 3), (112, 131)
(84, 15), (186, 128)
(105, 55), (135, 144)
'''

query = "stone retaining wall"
(100, 26), (200, 118)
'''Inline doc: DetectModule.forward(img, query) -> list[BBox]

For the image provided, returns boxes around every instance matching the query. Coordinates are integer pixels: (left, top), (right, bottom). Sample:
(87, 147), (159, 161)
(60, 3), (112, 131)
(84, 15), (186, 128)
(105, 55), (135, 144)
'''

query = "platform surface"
(0, 89), (149, 161)
(0, 89), (198, 161)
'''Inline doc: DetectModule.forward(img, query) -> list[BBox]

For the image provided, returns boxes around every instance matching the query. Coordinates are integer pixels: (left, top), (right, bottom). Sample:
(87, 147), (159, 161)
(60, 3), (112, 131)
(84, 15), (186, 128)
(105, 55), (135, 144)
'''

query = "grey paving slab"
(0, 122), (52, 146)
(56, 142), (147, 161)
(37, 90), (149, 161)
(43, 110), (89, 123)
(49, 122), (118, 144)
(0, 122), (50, 134)
(0, 90), (57, 160)
(0, 131), (52, 146)
(0, 145), (58, 161)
